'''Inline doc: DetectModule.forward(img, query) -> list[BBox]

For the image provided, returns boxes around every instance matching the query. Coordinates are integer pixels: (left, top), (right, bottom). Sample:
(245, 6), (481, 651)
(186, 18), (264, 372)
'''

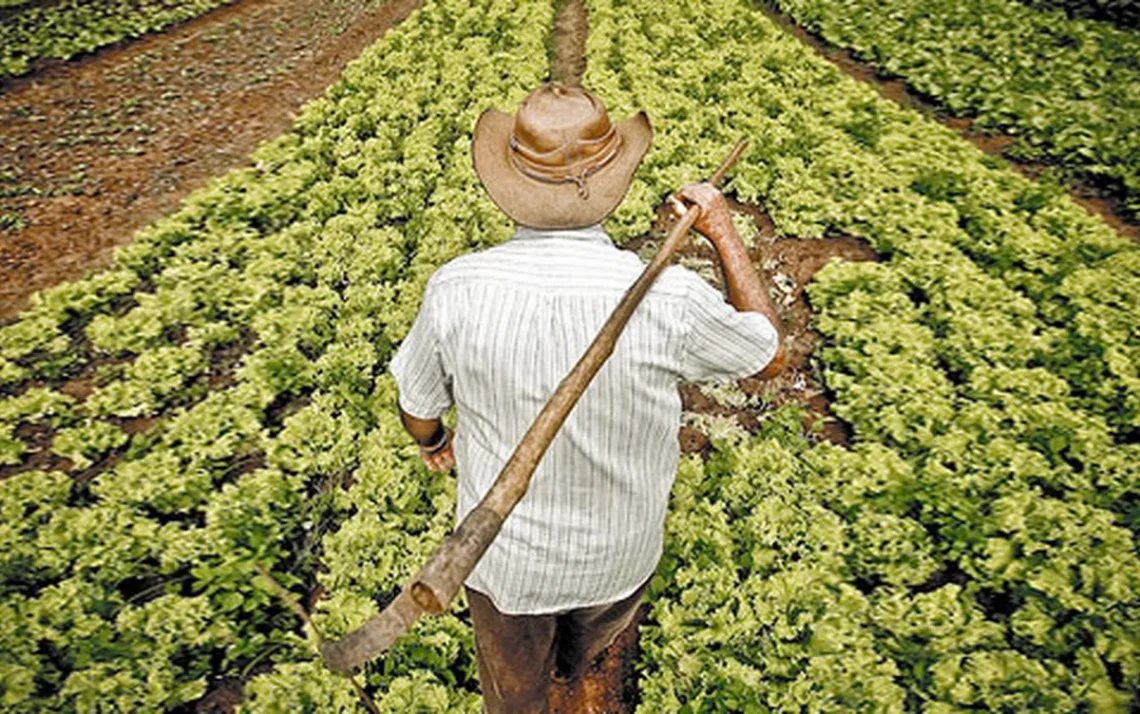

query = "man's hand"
(419, 428), (455, 472)
(669, 182), (736, 245)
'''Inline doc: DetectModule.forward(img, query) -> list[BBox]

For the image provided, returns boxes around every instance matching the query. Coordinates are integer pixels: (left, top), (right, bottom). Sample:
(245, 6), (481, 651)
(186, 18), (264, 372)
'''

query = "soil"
(0, 0), (423, 322)
(549, 604), (649, 714)
(754, 1), (1140, 244)
(181, 678), (246, 714)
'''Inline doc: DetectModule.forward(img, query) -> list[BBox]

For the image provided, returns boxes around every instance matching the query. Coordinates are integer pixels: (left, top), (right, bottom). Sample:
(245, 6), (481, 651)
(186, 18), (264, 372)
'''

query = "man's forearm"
(399, 407), (455, 472)
(674, 182), (787, 379)
(708, 222), (787, 379)
(712, 226), (778, 323)
(400, 408), (444, 446)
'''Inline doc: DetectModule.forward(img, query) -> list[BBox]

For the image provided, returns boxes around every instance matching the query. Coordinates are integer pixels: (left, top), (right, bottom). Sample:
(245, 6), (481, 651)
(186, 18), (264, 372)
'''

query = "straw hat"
(472, 82), (652, 230)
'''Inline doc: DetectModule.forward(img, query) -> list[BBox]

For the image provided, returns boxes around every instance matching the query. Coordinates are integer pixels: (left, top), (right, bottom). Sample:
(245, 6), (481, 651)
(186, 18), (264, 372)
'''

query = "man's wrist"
(418, 423), (450, 454)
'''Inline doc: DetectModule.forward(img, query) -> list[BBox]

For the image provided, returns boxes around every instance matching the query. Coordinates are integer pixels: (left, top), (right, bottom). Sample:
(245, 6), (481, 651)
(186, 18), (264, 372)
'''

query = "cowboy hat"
(472, 82), (652, 230)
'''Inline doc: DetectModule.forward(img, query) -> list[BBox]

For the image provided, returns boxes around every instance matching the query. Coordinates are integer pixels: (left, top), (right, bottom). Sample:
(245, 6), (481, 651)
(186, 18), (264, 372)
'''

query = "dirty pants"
(465, 577), (650, 714)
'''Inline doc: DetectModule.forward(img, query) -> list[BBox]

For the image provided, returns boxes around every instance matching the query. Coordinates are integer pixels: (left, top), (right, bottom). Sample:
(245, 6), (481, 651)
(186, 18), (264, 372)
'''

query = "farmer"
(389, 82), (785, 713)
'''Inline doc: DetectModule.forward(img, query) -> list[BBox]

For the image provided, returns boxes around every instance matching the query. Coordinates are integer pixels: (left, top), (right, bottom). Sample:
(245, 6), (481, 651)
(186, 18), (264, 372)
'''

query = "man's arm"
(399, 408), (455, 473)
(389, 277), (457, 473)
(672, 182), (787, 379)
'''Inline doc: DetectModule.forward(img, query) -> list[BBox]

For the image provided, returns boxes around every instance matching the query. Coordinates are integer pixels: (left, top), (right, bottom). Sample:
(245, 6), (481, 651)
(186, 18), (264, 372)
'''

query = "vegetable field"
(769, 0), (1140, 220)
(1, 0), (1138, 711)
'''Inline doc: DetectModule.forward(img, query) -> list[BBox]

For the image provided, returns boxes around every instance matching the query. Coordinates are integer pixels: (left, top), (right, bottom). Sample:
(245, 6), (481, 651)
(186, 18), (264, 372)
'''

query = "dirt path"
(550, 0), (588, 87)
(754, 2), (1140, 244)
(0, 0), (422, 322)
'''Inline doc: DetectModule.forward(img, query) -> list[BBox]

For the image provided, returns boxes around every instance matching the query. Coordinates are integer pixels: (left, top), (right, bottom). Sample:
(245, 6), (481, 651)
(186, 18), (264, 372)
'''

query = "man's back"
(391, 224), (778, 614)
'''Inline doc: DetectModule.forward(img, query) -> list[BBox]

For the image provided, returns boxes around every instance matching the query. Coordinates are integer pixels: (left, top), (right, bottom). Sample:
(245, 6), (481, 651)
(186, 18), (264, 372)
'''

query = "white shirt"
(389, 224), (778, 614)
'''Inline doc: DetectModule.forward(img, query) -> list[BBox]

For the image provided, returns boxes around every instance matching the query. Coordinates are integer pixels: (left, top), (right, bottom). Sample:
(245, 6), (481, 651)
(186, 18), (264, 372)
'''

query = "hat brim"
(472, 108), (652, 230)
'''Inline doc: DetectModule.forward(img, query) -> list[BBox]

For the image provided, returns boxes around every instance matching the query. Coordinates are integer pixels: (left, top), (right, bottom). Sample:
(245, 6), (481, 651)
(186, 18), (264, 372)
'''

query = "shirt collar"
(511, 223), (613, 246)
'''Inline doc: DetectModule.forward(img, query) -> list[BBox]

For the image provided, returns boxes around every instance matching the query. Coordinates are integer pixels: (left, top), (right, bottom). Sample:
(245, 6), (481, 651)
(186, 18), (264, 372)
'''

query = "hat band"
(509, 125), (623, 199)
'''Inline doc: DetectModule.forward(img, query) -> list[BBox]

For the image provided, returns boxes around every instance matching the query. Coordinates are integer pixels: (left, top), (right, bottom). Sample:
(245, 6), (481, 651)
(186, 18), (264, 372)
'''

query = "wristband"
(418, 425), (450, 455)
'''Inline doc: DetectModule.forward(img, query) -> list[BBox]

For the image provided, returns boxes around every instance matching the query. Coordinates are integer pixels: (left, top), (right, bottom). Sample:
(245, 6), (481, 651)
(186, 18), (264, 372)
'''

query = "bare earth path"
(0, 0), (422, 321)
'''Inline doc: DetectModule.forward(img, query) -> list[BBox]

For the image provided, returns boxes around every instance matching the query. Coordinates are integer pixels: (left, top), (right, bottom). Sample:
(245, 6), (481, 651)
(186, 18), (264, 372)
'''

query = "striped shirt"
(389, 223), (778, 614)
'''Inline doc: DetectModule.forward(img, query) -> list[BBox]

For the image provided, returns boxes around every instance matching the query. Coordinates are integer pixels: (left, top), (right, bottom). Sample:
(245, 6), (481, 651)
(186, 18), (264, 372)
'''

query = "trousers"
(465, 576), (651, 714)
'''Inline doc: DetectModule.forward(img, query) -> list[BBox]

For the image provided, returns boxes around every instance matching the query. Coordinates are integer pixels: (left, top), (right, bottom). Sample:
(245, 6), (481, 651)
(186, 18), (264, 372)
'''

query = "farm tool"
(261, 137), (751, 685)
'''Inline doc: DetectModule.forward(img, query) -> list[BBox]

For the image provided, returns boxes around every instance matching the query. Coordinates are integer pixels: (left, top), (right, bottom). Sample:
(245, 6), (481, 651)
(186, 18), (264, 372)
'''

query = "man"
(389, 82), (785, 713)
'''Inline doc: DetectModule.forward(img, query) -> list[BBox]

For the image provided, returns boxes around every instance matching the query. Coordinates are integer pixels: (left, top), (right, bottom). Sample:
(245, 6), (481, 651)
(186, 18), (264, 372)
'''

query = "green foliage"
(238, 661), (359, 713)
(644, 435), (910, 713)
(84, 342), (208, 418)
(50, 418), (128, 470)
(0, 387), (80, 465)
(772, 0), (1140, 218)
(0, 469), (73, 593)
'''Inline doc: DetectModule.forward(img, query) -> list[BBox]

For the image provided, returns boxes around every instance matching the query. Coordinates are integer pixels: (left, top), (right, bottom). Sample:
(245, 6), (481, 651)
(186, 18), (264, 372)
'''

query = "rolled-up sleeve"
(678, 269), (780, 383)
(389, 280), (453, 419)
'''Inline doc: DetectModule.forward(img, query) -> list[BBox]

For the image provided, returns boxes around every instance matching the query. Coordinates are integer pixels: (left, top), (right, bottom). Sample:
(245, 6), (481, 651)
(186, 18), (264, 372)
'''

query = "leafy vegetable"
(772, 0), (1140, 219)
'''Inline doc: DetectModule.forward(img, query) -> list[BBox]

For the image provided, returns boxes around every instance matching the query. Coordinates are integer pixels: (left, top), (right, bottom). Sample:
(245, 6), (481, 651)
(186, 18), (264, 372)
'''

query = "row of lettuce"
(585, 0), (1139, 710)
(1, 0), (1138, 711)
(0, 0), (551, 710)
(1019, 0), (1140, 27)
(0, 0), (239, 79)
(769, 0), (1140, 222)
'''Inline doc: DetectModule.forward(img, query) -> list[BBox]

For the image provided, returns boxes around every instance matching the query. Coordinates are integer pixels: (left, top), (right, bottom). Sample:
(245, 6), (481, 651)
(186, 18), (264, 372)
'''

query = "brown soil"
(754, 1), (1140, 243)
(744, 223), (877, 445)
(179, 677), (246, 714)
(0, 0), (423, 322)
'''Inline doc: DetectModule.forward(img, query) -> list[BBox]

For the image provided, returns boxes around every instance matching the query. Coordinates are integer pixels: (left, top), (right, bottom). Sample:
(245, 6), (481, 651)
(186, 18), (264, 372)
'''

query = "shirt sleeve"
(678, 269), (780, 383)
(389, 279), (453, 419)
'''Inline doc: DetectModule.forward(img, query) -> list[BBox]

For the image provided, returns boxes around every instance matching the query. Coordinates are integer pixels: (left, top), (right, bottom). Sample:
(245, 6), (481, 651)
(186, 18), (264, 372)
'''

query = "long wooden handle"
(320, 137), (750, 674)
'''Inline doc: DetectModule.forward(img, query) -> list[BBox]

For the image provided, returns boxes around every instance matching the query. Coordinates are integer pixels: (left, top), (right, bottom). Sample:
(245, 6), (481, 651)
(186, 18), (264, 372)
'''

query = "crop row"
(1019, 0), (1140, 28)
(586, 0), (1139, 709)
(0, 0), (551, 710)
(0, 0), (239, 79)
(770, 0), (1140, 220)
